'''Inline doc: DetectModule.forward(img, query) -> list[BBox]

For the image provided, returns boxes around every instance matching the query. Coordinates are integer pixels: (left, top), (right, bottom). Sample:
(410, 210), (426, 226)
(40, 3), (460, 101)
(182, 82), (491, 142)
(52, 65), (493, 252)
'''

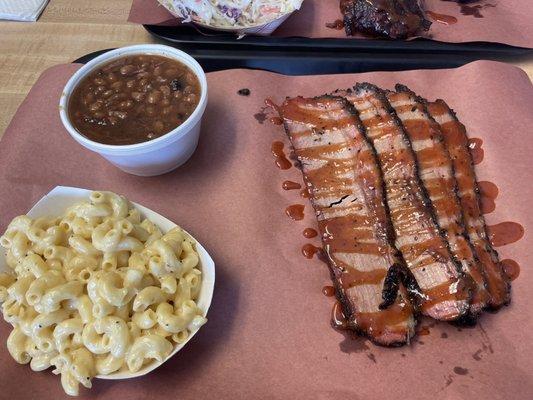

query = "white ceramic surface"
(59, 45), (208, 176)
(0, 186), (216, 380)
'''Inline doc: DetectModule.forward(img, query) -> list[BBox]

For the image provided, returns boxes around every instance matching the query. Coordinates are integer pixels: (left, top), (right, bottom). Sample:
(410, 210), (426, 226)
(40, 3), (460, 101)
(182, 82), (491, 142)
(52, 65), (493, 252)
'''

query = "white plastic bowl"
(0, 186), (216, 380)
(59, 45), (208, 177)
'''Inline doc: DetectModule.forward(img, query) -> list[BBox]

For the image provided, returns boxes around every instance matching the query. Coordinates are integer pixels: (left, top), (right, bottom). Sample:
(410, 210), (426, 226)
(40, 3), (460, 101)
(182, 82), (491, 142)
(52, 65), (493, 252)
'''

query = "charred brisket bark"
(343, 83), (473, 321)
(280, 95), (416, 346)
(340, 0), (431, 39)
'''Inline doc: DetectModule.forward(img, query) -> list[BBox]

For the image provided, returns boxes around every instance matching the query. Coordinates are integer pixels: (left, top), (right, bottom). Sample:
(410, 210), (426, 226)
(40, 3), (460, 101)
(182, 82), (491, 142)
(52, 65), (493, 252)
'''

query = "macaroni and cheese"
(0, 191), (206, 396)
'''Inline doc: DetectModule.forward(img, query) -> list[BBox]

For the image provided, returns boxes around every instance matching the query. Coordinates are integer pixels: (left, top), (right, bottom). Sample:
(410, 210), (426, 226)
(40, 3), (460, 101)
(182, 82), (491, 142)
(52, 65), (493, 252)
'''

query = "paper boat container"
(0, 186), (215, 380)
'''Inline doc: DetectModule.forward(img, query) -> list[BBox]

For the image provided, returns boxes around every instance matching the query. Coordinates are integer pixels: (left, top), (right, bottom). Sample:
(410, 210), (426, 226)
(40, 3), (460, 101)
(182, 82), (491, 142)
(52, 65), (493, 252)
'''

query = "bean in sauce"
(69, 55), (201, 145)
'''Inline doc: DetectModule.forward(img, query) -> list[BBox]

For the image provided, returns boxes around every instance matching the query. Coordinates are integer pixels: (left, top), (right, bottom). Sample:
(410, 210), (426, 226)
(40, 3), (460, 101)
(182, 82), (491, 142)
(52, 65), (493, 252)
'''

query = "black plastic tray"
(143, 24), (533, 75)
(75, 42), (532, 77)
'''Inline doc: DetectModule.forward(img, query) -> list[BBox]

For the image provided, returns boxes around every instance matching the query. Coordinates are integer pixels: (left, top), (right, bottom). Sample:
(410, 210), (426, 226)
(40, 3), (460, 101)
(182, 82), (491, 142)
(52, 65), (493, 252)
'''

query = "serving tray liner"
(129, 0), (533, 48)
(0, 60), (532, 399)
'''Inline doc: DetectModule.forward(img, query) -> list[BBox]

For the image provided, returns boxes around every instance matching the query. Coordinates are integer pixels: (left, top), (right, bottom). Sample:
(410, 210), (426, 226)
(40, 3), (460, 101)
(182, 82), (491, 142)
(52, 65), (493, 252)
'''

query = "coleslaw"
(158, 0), (304, 28)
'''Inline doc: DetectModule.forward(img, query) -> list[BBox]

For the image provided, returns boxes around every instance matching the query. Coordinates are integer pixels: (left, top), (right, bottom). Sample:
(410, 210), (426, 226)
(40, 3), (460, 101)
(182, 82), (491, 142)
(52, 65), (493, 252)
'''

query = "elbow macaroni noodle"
(0, 191), (206, 396)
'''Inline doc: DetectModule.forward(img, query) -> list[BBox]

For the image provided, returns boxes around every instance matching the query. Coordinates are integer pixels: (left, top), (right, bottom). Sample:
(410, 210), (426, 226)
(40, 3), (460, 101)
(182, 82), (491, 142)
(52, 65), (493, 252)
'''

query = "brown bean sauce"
(69, 55), (201, 145)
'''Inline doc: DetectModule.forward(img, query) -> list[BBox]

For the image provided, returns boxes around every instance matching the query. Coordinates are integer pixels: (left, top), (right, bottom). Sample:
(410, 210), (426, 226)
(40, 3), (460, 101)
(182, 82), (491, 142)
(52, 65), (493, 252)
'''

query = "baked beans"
(68, 55), (201, 145)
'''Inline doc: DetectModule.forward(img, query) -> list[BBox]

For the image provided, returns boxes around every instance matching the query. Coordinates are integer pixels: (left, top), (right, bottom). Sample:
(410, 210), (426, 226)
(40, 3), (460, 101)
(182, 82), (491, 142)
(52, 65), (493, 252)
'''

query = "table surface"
(1, 0), (532, 137)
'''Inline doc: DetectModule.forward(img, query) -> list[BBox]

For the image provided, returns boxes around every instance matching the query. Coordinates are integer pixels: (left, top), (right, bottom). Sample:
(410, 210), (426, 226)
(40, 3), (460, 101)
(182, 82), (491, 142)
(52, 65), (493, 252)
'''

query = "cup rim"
(192, 9), (295, 31)
(59, 44), (208, 154)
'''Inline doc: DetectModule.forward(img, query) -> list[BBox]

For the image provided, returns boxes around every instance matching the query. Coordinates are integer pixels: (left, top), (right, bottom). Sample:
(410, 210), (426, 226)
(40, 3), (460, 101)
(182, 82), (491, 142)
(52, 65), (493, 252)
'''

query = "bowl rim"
(59, 44), (208, 154)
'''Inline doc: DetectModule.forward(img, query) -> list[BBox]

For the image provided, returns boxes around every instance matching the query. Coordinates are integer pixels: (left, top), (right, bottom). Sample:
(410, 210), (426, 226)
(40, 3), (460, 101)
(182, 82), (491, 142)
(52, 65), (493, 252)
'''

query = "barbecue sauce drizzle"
(427, 100), (522, 306)
(282, 180), (302, 190)
(387, 90), (490, 311)
(478, 181), (498, 214)
(468, 138), (484, 165)
(441, 0), (496, 18)
(487, 222), (524, 247)
(325, 19), (345, 30)
(348, 89), (471, 318)
(269, 93), (523, 339)
(303, 228), (318, 238)
(301, 243), (322, 259)
(426, 11), (458, 25)
(500, 259), (520, 281)
(278, 96), (415, 341)
(271, 141), (292, 170)
(285, 204), (305, 221)
(322, 286), (335, 297)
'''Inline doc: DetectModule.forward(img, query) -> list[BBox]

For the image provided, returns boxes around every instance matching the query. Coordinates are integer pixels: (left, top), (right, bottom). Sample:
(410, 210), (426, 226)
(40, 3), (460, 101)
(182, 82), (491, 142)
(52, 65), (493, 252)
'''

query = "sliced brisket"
(344, 84), (472, 321)
(386, 86), (490, 318)
(280, 95), (416, 345)
(427, 99), (511, 309)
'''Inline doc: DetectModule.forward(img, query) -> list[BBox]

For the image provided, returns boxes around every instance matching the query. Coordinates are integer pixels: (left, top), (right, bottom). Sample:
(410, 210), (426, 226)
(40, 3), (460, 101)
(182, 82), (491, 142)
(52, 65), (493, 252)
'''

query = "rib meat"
(340, 0), (431, 39)
(386, 86), (490, 318)
(427, 99), (511, 309)
(343, 84), (472, 321)
(280, 95), (416, 346)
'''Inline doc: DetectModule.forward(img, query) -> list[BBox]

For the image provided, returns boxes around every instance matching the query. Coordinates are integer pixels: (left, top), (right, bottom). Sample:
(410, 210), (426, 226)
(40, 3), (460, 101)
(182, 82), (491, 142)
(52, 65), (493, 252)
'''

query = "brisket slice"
(427, 99), (511, 309)
(340, 0), (431, 39)
(386, 86), (490, 318)
(343, 84), (472, 321)
(280, 95), (416, 346)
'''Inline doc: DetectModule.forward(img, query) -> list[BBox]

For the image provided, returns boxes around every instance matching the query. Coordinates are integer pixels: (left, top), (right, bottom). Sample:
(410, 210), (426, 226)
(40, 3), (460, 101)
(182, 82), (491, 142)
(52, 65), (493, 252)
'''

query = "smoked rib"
(280, 95), (416, 345)
(344, 84), (471, 321)
(386, 86), (490, 317)
(426, 99), (511, 309)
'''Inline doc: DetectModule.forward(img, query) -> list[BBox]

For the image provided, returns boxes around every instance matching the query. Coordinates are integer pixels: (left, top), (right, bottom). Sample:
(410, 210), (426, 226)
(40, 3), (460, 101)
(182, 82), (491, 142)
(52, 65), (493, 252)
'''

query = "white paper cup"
(59, 45), (208, 177)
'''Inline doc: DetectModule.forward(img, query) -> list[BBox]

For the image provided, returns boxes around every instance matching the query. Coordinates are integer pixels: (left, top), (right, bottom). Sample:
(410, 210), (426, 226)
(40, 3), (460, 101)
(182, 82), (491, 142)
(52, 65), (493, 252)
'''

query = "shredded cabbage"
(158, 0), (303, 28)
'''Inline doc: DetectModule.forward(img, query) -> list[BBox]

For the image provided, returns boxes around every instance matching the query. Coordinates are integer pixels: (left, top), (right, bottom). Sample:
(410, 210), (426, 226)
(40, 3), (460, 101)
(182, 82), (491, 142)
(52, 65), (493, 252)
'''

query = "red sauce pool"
(322, 285), (335, 297)
(302, 243), (321, 259)
(282, 180), (301, 190)
(426, 11), (458, 25)
(326, 19), (344, 30)
(271, 141), (292, 170)
(500, 259), (520, 281)
(285, 204), (304, 221)
(303, 228), (318, 238)
(487, 222), (524, 247)
(478, 181), (498, 214)
(468, 138), (484, 165)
